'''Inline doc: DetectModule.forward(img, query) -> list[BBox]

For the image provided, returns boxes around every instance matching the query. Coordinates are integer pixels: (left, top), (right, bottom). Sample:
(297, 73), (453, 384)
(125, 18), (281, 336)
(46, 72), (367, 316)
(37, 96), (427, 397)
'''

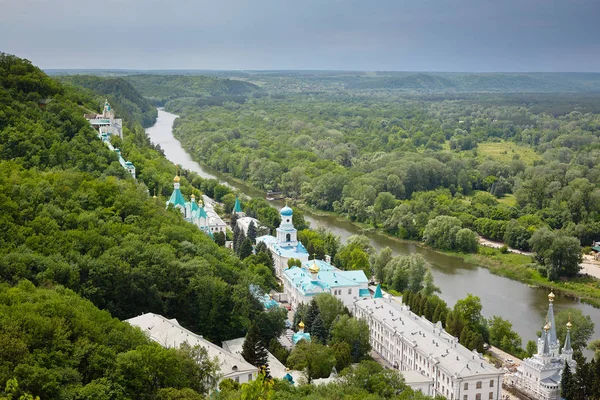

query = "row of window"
(464, 380), (494, 390)
(332, 288), (353, 296)
(462, 393), (494, 400)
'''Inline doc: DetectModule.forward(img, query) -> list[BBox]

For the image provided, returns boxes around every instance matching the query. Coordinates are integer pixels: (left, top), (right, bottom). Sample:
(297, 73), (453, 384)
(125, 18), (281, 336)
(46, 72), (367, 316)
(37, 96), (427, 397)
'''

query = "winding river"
(147, 109), (599, 354)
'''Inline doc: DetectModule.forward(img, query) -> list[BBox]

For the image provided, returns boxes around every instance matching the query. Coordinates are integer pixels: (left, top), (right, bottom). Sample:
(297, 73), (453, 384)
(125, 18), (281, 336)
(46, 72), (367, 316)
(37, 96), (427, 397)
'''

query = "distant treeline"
(124, 74), (260, 106)
(346, 72), (600, 92)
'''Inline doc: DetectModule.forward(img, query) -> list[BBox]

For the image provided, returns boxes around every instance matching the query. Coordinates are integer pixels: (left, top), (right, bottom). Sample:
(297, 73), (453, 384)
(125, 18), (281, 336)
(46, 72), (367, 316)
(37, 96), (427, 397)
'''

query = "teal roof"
(233, 197), (242, 213)
(292, 331), (311, 344)
(592, 246), (600, 252)
(198, 206), (208, 219)
(374, 284), (383, 299)
(190, 199), (199, 212)
(359, 288), (371, 298)
(167, 188), (186, 208)
(280, 206), (293, 216)
(283, 260), (368, 296)
(90, 119), (111, 125)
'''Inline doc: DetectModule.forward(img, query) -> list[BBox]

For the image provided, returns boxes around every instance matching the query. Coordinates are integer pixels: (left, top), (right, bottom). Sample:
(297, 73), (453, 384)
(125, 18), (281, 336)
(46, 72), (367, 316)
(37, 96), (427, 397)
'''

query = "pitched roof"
(126, 313), (256, 379)
(233, 197), (242, 213)
(354, 298), (503, 379)
(167, 188), (186, 208)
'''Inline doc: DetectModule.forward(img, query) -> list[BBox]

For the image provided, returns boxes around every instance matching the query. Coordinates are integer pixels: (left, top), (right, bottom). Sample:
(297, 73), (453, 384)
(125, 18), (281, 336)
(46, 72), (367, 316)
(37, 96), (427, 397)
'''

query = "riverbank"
(285, 202), (600, 308)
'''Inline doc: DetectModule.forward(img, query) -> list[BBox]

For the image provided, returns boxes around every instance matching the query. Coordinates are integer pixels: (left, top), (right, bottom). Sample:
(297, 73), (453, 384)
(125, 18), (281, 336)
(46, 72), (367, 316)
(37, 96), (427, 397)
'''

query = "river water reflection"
(147, 109), (599, 354)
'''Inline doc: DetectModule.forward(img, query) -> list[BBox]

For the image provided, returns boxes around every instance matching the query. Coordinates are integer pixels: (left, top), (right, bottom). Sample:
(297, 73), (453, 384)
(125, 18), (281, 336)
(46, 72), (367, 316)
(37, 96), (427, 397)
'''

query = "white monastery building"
(127, 313), (257, 385)
(85, 100), (135, 178)
(283, 258), (370, 311)
(84, 99), (123, 139)
(166, 175), (227, 236)
(256, 206), (309, 277)
(354, 297), (504, 400)
(507, 292), (576, 400)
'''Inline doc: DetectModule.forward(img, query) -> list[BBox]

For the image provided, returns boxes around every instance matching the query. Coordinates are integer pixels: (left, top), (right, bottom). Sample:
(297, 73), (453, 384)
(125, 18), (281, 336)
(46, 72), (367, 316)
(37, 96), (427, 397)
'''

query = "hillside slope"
(57, 75), (158, 127)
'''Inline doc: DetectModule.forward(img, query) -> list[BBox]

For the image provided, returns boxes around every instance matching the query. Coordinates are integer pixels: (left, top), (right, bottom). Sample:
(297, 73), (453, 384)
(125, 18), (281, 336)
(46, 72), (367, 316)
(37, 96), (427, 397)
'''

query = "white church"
(166, 175), (227, 237)
(255, 205), (310, 277)
(507, 292), (576, 400)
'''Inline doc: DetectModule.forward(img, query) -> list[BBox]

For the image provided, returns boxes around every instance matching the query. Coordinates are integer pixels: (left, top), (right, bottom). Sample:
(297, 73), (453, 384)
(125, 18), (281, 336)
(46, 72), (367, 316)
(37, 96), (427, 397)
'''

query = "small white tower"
(276, 205), (298, 246)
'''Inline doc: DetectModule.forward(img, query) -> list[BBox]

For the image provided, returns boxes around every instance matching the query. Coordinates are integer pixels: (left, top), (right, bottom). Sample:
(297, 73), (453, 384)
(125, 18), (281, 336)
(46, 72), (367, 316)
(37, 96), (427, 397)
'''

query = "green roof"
(592, 246), (600, 252)
(374, 284), (383, 299)
(233, 197), (242, 213)
(198, 206), (208, 219)
(167, 188), (186, 208)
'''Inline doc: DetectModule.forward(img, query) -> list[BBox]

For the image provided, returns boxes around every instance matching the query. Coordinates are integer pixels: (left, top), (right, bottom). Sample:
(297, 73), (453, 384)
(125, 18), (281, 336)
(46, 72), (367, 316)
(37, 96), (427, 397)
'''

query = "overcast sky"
(1, 0), (599, 71)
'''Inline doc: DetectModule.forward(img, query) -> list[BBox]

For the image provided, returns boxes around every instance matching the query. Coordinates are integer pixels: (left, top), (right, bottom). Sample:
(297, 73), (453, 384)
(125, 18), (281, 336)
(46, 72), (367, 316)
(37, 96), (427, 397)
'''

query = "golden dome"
(548, 292), (555, 302)
(191, 194), (196, 200)
(566, 321), (573, 329)
(298, 321), (305, 329)
(309, 261), (320, 274)
(173, 175), (181, 183)
(544, 321), (551, 331)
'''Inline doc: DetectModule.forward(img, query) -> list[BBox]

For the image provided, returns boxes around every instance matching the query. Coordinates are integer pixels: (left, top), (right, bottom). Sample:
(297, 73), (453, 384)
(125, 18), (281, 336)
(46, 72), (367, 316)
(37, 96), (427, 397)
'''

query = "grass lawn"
(497, 194), (517, 207)
(477, 141), (541, 165)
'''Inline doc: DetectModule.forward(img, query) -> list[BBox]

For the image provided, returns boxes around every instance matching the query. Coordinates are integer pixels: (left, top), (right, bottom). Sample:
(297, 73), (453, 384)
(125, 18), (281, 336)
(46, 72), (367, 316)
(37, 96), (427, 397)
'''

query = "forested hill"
(123, 74), (261, 105)
(57, 75), (158, 127)
(0, 53), (274, 399)
(346, 72), (600, 92)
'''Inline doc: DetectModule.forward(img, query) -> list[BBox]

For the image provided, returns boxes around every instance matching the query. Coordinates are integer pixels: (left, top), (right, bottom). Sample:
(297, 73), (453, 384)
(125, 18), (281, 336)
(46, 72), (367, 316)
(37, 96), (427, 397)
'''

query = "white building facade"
(354, 298), (504, 400)
(256, 206), (309, 277)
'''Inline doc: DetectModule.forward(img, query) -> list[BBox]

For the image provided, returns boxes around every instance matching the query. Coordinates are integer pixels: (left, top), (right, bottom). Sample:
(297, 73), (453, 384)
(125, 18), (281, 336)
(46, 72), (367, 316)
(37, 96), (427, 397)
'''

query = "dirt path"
(478, 237), (534, 256)
(581, 255), (600, 279)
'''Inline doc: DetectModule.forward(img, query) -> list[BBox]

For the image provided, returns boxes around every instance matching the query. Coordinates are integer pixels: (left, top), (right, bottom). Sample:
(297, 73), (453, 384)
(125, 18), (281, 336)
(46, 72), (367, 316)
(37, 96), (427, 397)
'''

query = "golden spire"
(152, 188), (157, 199)
(544, 316), (551, 332)
(191, 193), (196, 200)
(298, 321), (305, 329)
(173, 175), (180, 183)
(548, 292), (555, 302)
(566, 313), (572, 329)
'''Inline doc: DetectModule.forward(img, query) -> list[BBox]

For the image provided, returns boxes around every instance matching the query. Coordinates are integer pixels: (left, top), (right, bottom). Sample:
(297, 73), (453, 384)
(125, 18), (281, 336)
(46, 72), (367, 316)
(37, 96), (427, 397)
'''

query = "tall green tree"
(241, 323), (268, 367)
(247, 221), (257, 243)
(330, 315), (371, 363)
(286, 341), (335, 383)
(239, 237), (253, 260)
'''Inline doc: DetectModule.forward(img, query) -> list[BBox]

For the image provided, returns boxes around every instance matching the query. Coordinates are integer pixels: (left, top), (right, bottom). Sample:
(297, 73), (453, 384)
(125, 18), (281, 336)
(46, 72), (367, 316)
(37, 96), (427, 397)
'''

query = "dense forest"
(1, 54), (445, 399)
(167, 88), (600, 285)
(0, 52), (278, 399)
(123, 75), (260, 106)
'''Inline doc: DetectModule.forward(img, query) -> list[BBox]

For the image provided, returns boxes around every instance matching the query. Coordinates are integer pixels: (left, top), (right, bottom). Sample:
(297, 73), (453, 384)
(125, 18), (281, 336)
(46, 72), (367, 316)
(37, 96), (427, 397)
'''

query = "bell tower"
(276, 205), (297, 246)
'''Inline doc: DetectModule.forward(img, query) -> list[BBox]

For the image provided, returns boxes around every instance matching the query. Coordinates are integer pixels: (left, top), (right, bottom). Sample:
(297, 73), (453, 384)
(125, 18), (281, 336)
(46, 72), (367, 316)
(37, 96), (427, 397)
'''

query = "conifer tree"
(247, 221), (257, 243)
(242, 323), (268, 367)
(232, 224), (241, 252)
(304, 299), (320, 333)
(239, 237), (253, 260)
(293, 303), (308, 331)
(230, 212), (239, 229)
(560, 362), (574, 399)
(311, 314), (328, 344)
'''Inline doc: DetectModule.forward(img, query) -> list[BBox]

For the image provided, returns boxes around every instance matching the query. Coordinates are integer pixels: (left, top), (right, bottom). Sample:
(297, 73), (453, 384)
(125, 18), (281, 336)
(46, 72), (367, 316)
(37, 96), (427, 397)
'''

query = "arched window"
(286, 233), (291, 242)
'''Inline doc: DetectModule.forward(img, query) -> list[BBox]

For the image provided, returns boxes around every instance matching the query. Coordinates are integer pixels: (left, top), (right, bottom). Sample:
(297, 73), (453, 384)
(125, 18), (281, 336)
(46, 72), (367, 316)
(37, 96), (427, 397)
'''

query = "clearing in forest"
(477, 141), (541, 165)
